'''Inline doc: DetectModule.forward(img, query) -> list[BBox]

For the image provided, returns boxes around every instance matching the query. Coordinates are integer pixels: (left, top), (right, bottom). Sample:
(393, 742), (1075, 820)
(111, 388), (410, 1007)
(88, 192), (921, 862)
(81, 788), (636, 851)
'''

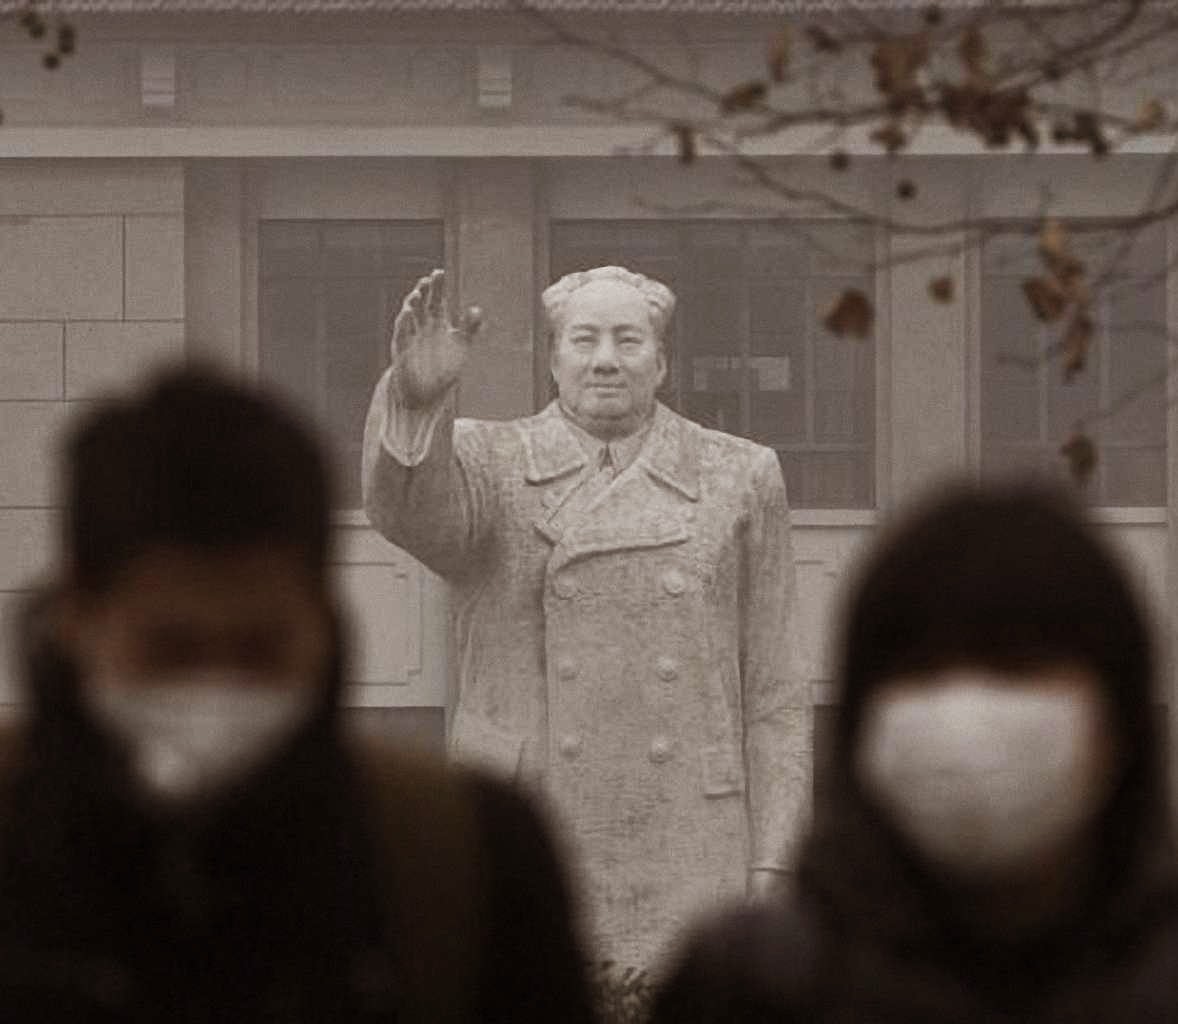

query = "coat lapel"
(520, 403), (588, 545)
(548, 404), (702, 568)
(519, 402), (586, 484)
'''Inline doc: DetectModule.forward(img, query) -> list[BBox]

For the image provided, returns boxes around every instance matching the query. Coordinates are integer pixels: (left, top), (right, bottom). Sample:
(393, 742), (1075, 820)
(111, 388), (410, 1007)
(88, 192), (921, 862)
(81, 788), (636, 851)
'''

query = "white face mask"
(855, 671), (1112, 877)
(84, 672), (315, 804)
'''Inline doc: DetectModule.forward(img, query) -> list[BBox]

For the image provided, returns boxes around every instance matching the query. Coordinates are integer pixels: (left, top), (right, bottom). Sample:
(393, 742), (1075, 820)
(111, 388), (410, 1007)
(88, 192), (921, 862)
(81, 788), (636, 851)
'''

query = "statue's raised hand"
(388, 268), (482, 409)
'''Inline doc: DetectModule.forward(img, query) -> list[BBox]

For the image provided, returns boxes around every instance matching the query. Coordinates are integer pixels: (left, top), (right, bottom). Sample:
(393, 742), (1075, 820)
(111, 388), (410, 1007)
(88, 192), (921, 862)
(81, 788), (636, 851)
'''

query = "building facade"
(0, 1), (1174, 804)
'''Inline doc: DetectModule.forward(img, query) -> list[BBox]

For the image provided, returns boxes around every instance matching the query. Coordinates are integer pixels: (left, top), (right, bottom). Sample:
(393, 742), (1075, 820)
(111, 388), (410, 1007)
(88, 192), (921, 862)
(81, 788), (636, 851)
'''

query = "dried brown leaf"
(720, 80), (769, 114)
(871, 121), (908, 154)
(939, 83), (1035, 150)
(929, 276), (955, 303)
(1061, 311), (1094, 379)
(806, 24), (842, 54)
(958, 27), (988, 80)
(1073, 110), (1110, 157)
(1022, 276), (1068, 323)
(1038, 219), (1086, 291)
(768, 26), (792, 83)
(823, 288), (874, 339)
(1039, 218), (1068, 262)
(1060, 432), (1097, 486)
(1134, 98), (1166, 133)
(871, 33), (929, 106)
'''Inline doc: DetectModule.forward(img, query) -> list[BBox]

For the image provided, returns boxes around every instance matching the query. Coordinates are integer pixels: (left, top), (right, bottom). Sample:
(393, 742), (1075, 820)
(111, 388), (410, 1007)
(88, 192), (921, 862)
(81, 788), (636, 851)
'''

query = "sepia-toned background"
(0, 0), (1173, 811)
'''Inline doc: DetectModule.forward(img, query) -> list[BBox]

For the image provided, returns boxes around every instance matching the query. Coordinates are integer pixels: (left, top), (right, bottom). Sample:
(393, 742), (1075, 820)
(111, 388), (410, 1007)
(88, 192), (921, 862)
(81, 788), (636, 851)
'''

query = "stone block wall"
(0, 160), (185, 701)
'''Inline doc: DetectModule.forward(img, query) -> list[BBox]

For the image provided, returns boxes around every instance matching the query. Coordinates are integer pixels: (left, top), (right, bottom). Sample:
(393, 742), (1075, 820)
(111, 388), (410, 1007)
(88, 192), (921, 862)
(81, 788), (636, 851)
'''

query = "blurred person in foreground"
(0, 366), (593, 1024)
(652, 483), (1178, 1023)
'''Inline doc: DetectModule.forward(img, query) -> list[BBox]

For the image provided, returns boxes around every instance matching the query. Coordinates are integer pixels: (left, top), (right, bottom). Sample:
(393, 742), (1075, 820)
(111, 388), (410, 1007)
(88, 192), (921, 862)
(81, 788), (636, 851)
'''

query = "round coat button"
(662, 569), (686, 596)
(558, 734), (583, 760)
(553, 575), (577, 599)
(556, 657), (579, 681)
(649, 736), (673, 763)
(656, 656), (679, 681)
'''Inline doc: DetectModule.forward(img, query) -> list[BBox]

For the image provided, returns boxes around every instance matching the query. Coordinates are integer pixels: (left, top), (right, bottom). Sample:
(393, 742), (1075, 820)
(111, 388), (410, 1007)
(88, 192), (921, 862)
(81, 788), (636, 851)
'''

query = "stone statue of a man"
(362, 265), (811, 971)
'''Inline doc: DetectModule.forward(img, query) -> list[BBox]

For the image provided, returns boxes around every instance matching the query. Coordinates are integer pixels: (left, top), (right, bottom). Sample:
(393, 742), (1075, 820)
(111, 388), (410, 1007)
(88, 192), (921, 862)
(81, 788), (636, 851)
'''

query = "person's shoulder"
(349, 740), (554, 858)
(652, 898), (820, 1023)
(456, 767), (565, 868)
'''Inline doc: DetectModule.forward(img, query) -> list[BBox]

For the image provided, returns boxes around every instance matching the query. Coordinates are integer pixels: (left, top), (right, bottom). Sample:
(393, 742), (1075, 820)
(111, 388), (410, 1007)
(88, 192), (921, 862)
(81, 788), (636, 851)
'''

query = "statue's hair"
(541, 265), (676, 343)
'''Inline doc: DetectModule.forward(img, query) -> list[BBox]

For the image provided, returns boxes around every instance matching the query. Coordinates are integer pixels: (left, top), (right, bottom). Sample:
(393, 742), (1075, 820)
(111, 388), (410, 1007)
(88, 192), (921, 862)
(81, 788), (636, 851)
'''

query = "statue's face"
(550, 278), (666, 441)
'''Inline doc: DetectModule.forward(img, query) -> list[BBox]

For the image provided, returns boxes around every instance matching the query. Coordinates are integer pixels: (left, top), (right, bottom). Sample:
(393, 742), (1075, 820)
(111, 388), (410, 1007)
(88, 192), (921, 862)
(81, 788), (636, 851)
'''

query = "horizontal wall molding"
(0, 124), (1175, 159)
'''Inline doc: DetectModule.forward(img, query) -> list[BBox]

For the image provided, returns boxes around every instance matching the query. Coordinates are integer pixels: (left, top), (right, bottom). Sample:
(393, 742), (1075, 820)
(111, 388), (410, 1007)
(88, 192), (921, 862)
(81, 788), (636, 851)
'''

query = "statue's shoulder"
(687, 416), (777, 475)
(454, 404), (556, 438)
(452, 410), (539, 459)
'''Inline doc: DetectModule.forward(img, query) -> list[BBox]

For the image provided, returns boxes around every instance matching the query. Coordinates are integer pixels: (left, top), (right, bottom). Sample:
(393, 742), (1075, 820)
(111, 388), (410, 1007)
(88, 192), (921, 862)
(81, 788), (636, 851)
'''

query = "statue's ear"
(656, 342), (675, 398)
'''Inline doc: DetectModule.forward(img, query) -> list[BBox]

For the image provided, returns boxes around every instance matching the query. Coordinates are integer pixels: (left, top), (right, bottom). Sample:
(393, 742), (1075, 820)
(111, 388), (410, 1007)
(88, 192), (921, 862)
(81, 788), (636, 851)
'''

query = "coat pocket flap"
(449, 715), (525, 781)
(701, 742), (745, 797)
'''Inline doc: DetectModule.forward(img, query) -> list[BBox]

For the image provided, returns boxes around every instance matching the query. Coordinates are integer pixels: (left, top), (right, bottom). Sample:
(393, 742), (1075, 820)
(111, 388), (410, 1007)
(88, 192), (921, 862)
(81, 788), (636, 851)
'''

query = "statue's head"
(542, 266), (675, 441)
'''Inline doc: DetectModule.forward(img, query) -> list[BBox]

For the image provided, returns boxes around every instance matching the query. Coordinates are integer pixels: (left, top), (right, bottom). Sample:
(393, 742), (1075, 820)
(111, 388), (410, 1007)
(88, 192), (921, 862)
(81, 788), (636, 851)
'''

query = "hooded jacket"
(0, 589), (595, 1024)
(652, 486), (1178, 1023)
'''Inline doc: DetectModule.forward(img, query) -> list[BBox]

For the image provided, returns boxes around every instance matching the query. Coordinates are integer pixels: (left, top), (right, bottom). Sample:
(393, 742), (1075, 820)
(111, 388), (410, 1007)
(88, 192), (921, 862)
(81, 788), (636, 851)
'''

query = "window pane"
(1047, 377), (1101, 442)
(980, 280), (1042, 383)
(259, 220), (444, 509)
(981, 443), (1054, 481)
(684, 284), (741, 355)
(1104, 445), (1166, 506)
(321, 223), (388, 276)
(259, 279), (318, 407)
(981, 230), (1039, 276)
(752, 389), (806, 446)
(798, 451), (872, 507)
(749, 281), (805, 345)
(982, 383), (1041, 442)
(259, 222), (318, 278)
(746, 226), (808, 278)
(814, 390), (863, 443)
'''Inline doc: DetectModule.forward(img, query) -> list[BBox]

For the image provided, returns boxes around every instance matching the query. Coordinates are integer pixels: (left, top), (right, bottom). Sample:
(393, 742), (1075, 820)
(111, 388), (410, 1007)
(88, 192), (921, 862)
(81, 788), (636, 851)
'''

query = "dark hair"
(63, 364), (332, 594)
(835, 482), (1161, 848)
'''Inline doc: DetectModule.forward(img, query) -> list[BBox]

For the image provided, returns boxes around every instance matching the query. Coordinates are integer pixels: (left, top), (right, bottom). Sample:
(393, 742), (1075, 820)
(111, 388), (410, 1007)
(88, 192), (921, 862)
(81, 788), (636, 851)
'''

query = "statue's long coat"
(363, 371), (811, 970)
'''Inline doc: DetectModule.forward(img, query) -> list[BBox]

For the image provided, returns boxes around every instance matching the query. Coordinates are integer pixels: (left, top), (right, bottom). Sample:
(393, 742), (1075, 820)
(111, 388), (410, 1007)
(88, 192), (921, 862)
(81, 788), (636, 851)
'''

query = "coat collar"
(521, 401), (701, 501)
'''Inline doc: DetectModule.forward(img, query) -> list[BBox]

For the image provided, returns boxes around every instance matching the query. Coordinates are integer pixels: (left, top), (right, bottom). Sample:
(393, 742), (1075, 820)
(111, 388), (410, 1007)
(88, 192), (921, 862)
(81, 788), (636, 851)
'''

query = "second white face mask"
(85, 672), (314, 804)
(855, 671), (1111, 877)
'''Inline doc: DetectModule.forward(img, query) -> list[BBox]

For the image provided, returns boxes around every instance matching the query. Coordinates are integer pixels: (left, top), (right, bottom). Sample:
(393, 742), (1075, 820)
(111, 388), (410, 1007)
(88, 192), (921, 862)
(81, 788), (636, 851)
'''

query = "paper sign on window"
(749, 356), (791, 392)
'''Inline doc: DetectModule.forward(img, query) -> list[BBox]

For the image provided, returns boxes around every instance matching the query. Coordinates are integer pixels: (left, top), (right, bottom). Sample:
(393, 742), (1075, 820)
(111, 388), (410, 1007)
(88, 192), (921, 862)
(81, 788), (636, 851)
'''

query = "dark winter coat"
(653, 719), (1178, 1024)
(0, 593), (594, 1024)
(654, 483), (1178, 1022)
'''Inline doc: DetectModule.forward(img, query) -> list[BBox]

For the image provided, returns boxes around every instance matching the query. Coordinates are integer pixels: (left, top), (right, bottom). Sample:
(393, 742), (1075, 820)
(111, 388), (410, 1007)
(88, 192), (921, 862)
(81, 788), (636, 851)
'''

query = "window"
(259, 220), (444, 508)
(550, 220), (877, 509)
(980, 223), (1168, 506)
